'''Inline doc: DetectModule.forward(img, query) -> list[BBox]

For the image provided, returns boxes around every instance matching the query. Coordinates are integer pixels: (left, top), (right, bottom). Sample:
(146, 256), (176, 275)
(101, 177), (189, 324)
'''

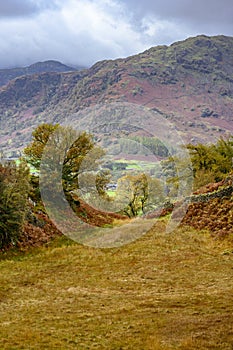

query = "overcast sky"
(0, 0), (232, 68)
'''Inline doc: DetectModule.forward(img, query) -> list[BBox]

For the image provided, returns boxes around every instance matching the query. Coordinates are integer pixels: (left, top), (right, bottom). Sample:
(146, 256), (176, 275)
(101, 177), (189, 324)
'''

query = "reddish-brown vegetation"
(181, 197), (233, 238)
(181, 175), (233, 237)
(70, 196), (127, 227)
(19, 199), (127, 250)
(19, 212), (62, 249)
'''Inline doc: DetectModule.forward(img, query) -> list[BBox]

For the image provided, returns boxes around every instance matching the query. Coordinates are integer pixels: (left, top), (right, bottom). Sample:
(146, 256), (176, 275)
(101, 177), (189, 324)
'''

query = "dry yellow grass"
(0, 221), (233, 349)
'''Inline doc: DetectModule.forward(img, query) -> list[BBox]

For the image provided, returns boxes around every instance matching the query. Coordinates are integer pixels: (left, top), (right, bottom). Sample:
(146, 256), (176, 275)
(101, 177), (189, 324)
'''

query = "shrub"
(0, 161), (29, 249)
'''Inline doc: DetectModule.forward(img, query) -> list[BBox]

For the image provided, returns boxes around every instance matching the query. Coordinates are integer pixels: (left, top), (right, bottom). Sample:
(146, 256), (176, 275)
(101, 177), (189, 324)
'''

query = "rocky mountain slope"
(0, 35), (233, 155)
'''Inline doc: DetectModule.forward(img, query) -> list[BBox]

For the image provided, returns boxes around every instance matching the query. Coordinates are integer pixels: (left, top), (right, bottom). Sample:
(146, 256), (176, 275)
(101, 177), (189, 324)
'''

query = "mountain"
(0, 35), (233, 155)
(0, 60), (79, 87)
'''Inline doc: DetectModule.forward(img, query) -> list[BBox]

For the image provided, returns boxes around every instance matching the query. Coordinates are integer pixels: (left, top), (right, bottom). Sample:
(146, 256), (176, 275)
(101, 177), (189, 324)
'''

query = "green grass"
(126, 163), (141, 170)
(106, 190), (116, 197)
(0, 222), (233, 349)
(114, 159), (161, 175)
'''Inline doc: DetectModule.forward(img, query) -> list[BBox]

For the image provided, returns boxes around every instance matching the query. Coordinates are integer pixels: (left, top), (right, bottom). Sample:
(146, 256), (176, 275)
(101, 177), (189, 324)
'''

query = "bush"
(0, 161), (29, 249)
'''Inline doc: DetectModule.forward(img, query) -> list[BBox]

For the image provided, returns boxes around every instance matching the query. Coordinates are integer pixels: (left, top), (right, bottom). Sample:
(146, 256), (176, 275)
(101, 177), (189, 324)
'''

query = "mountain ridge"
(0, 35), (233, 155)
(0, 60), (83, 88)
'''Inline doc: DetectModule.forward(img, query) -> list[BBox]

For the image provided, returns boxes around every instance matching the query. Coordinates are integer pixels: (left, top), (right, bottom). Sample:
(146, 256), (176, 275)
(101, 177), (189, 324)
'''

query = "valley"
(0, 34), (233, 350)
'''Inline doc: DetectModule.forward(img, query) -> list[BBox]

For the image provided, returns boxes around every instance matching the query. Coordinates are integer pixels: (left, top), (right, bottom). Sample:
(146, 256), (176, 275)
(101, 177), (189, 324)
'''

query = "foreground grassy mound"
(1, 222), (233, 349)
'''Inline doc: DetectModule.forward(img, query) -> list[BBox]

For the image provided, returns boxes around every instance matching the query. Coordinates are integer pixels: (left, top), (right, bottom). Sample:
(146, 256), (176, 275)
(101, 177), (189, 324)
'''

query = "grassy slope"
(0, 222), (233, 349)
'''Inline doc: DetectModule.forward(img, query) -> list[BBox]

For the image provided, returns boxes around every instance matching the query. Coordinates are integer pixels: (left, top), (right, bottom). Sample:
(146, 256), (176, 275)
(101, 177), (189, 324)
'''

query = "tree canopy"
(163, 136), (233, 193)
(116, 174), (165, 217)
(187, 136), (233, 188)
(24, 123), (106, 194)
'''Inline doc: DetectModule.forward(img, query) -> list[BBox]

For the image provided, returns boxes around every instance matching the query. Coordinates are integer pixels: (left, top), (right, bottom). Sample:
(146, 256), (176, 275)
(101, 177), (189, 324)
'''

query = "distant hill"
(0, 60), (81, 87)
(0, 35), (233, 154)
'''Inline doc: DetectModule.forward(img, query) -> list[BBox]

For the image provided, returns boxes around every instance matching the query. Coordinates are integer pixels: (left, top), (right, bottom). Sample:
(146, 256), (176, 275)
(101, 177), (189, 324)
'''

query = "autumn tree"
(161, 155), (194, 198)
(24, 123), (59, 169)
(162, 136), (233, 193)
(116, 173), (165, 217)
(143, 177), (166, 212)
(24, 123), (108, 200)
(187, 136), (233, 188)
(0, 160), (30, 249)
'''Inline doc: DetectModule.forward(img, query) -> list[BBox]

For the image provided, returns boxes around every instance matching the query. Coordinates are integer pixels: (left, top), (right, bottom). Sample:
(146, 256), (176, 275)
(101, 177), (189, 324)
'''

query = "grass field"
(0, 221), (233, 349)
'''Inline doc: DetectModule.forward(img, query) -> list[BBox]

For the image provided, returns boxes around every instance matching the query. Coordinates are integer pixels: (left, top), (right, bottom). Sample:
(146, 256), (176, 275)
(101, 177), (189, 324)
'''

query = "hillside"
(1, 34), (233, 350)
(0, 60), (78, 87)
(0, 35), (233, 154)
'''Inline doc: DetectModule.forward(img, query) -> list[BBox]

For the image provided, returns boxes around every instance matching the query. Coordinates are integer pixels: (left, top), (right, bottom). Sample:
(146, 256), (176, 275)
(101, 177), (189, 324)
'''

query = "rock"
(201, 108), (213, 117)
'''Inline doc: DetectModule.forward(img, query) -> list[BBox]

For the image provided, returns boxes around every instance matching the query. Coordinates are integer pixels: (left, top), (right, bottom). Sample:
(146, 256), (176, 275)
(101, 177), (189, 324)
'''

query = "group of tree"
(187, 136), (233, 189)
(162, 136), (233, 195)
(130, 136), (170, 158)
(1, 123), (107, 249)
(1, 121), (232, 250)
(119, 136), (170, 158)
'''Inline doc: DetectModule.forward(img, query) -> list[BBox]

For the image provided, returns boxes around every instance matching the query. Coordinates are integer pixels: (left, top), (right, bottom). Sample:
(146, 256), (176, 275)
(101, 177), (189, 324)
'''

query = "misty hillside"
(0, 60), (79, 87)
(0, 35), (233, 155)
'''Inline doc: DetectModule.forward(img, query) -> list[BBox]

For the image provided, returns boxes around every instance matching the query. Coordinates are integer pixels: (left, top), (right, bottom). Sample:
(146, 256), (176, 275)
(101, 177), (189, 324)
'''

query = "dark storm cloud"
(0, 0), (57, 18)
(124, 0), (233, 34)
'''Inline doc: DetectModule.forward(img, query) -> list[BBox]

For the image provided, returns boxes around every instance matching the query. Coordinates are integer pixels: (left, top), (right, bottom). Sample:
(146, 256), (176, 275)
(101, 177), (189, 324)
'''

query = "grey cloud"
(124, 0), (233, 34)
(0, 0), (57, 18)
(0, 0), (232, 70)
(0, 2), (146, 69)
